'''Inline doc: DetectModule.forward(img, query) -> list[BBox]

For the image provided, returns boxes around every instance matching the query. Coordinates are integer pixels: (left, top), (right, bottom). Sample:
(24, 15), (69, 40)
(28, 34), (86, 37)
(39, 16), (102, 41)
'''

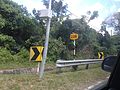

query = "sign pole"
(37, 62), (40, 74)
(73, 40), (76, 56)
(70, 33), (78, 70)
(40, 0), (52, 79)
(70, 32), (78, 60)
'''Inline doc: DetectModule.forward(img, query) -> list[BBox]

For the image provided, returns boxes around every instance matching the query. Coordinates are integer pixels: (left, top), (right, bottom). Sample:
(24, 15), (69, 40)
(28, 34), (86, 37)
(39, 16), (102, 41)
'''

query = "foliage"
(56, 18), (98, 51)
(102, 12), (120, 54)
(88, 11), (99, 22)
(0, 0), (43, 45)
(14, 47), (29, 63)
(0, 34), (16, 50)
(0, 47), (37, 68)
(0, 47), (29, 64)
(42, 0), (68, 19)
(0, 14), (6, 29)
(0, 0), (119, 66)
(103, 12), (120, 35)
(47, 38), (65, 62)
(25, 36), (44, 49)
(111, 35), (120, 52)
(0, 47), (14, 64)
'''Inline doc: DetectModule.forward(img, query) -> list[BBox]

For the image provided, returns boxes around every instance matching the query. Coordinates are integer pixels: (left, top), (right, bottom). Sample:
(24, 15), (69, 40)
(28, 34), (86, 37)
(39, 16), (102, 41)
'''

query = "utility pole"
(40, 0), (52, 79)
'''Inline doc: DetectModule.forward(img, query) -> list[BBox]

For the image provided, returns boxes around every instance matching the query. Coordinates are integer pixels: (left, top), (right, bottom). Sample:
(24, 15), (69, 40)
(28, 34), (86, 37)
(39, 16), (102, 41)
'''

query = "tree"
(56, 18), (98, 53)
(87, 11), (99, 23)
(0, 0), (44, 47)
(111, 35), (120, 53)
(42, 0), (68, 21)
(47, 37), (65, 62)
(33, 0), (68, 41)
(103, 12), (120, 35)
(89, 11), (98, 21)
(98, 23), (116, 55)
(0, 34), (16, 50)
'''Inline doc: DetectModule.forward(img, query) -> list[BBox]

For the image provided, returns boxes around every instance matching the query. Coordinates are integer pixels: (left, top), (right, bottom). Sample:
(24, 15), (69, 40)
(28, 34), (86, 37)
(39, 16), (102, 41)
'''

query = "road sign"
(98, 52), (104, 59)
(38, 9), (52, 18)
(30, 46), (44, 61)
(70, 33), (78, 40)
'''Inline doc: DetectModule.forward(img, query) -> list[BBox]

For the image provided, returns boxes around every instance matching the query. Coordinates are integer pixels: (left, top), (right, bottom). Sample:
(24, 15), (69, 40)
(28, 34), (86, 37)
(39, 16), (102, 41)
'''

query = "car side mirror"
(102, 56), (117, 72)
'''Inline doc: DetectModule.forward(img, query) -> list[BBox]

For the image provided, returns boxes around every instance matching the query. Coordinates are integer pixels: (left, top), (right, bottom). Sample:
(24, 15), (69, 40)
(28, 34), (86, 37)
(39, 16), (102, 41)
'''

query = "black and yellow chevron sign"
(30, 46), (44, 61)
(98, 52), (104, 59)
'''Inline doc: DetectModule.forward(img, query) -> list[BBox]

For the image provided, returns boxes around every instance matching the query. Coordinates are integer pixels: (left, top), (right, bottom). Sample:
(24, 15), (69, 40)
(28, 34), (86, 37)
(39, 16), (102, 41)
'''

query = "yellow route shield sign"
(30, 46), (44, 61)
(98, 52), (104, 59)
(70, 33), (78, 40)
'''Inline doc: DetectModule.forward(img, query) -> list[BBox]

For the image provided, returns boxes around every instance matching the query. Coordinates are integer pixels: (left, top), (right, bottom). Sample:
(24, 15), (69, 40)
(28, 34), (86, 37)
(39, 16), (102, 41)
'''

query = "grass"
(0, 61), (56, 70)
(0, 62), (37, 70)
(0, 67), (109, 90)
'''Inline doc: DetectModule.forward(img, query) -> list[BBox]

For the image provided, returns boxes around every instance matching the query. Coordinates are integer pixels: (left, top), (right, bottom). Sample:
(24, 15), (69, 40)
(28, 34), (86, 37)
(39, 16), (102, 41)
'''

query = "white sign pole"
(73, 40), (76, 56)
(37, 62), (40, 74)
(40, 0), (52, 79)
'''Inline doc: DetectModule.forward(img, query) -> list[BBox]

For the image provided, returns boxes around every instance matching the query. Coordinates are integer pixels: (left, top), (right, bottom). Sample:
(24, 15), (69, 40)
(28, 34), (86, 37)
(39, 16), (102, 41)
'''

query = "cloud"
(114, 0), (120, 1)
(109, 4), (117, 13)
(85, 3), (105, 31)
(12, 0), (114, 32)
(117, 8), (120, 12)
(12, 0), (46, 13)
(82, 2), (105, 17)
(87, 2), (104, 12)
(64, 1), (105, 30)
(88, 17), (103, 31)
(64, 0), (83, 18)
(64, 1), (105, 19)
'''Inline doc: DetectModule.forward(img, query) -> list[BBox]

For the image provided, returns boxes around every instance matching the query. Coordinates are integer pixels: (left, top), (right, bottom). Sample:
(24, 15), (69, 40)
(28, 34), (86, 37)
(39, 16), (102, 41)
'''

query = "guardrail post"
(72, 65), (78, 70)
(86, 64), (89, 69)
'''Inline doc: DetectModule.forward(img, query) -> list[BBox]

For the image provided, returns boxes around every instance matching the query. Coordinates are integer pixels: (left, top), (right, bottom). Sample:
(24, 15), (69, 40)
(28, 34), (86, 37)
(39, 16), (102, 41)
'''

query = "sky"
(12, 0), (120, 32)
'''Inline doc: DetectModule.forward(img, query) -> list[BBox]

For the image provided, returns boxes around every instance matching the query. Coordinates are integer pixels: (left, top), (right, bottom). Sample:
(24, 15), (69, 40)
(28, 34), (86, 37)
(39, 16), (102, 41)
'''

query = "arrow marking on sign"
(31, 48), (40, 60)
(100, 52), (102, 59)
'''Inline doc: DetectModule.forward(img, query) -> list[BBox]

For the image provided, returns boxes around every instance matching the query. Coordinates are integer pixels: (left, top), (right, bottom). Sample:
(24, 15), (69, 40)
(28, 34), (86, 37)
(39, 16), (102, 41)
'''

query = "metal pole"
(73, 40), (76, 56)
(37, 62), (40, 74)
(40, 0), (52, 79)
(72, 40), (77, 69)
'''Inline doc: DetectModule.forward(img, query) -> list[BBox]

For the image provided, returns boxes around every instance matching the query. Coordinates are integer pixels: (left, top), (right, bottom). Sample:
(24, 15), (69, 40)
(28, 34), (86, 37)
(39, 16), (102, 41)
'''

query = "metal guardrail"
(56, 59), (103, 71)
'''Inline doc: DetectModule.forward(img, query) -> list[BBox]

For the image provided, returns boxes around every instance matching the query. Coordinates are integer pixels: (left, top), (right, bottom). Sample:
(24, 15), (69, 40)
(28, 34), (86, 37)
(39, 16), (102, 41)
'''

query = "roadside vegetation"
(0, 0), (114, 89)
(0, 0), (120, 68)
(0, 67), (109, 90)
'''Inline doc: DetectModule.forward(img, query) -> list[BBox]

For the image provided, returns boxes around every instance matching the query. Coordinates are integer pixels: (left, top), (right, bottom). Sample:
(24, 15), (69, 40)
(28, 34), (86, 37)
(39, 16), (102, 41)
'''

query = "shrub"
(14, 47), (29, 63)
(47, 38), (65, 62)
(0, 47), (14, 64)
(0, 34), (16, 50)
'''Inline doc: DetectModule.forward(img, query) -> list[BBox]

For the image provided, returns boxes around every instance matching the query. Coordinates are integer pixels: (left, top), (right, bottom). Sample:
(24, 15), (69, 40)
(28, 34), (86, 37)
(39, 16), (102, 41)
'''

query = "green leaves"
(0, 34), (16, 50)
(0, 0), (118, 63)
(0, 0), (44, 46)
(88, 11), (99, 23)
(47, 38), (65, 62)
(0, 14), (5, 29)
(42, 0), (68, 22)
(0, 47), (14, 64)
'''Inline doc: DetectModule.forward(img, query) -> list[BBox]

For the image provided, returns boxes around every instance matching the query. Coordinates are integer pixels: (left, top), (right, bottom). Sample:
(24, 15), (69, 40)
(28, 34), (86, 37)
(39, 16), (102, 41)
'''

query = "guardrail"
(56, 59), (103, 72)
